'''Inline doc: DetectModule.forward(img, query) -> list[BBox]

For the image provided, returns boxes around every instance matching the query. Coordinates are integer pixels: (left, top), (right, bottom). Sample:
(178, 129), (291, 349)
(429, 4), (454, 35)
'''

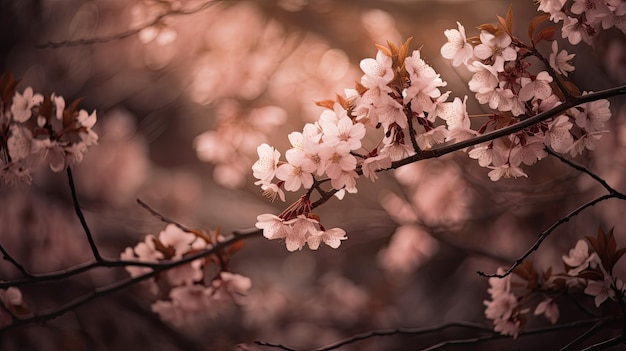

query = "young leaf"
(535, 26), (557, 44)
(497, 4), (513, 36)
(528, 14), (550, 43)
(315, 99), (336, 110)
(375, 43), (393, 57)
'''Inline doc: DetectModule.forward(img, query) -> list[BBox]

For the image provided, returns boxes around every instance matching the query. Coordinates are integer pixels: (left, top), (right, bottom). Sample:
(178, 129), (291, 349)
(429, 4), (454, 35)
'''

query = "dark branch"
(67, 167), (102, 262)
(0, 244), (33, 279)
(477, 194), (618, 278)
(388, 85), (626, 169)
(0, 228), (261, 332)
(37, 0), (222, 48)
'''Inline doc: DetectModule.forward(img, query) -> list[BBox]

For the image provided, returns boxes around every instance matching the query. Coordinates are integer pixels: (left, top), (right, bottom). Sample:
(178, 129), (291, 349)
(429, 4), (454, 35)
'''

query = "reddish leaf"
(375, 43), (393, 57)
(497, 5), (513, 36)
(315, 99), (336, 110)
(478, 23), (499, 35)
(535, 26), (557, 43)
(226, 240), (245, 256)
(611, 248), (626, 272)
(355, 81), (367, 95)
(528, 13), (550, 42)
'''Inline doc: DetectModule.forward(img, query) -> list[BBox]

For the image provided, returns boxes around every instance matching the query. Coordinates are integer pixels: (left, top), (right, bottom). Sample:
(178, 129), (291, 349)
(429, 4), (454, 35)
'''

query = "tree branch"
(254, 317), (620, 351)
(67, 167), (102, 262)
(388, 85), (626, 169)
(0, 228), (261, 333)
(37, 0), (223, 49)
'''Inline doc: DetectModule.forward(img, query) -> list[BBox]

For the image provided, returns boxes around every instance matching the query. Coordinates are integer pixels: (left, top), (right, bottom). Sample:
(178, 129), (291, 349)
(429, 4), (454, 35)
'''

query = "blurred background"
(0, 0), (625, 350)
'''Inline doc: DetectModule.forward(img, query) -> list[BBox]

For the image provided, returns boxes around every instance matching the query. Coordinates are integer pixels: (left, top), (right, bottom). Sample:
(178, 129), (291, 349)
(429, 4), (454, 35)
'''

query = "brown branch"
(579, 335), (626, 351)
(67, 167), (102, 262)
(136, 198), (194, 233)
(255, 317), (620, 351)
(0, 244), (32, 279)
(0, 228), (261, 333)
(36, 0), (224, 49)
(387, 85), (626, 169)
(477, 193), (619, 278)
(478, 143), (626, 278)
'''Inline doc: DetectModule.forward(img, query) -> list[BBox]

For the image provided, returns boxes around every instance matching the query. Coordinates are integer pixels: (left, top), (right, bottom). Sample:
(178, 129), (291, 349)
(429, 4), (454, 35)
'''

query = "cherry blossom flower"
(534, 298), (560, 324)
(561, 16), (589, 45)
(584, 275), (616, 307)
(10, 87), (42, 123)
(275, 149), (315, 192)
(416, 125), (447, 150)
(572, 95), (611, 131)
(537, 0), (567, 17)
(403, 50), (446, 115)
(510, 136), (548, 166)
(159, 224), (197, 257)
(568, 131), (607, 157)
(519, 71), (553, 102)
(440, 22), (474, 67)
(31, 139), (67, 173)
(361, 154), (392, 182)
(76, 110), (99, 146)
(562, 239), (600, 275)
(256, 180), (286, 202)
(252, 143), (281, 182)
(359, 50), (394, 91)
(321, 115), (366, 151)
(473, 31), (517, 72)
(549, 40), (575, 76)
(306, 227), (347, 250)
(545, 115), (574, 153)
(469, 141), (507, 168)
(255, 213), (293, 240)
(6, 124), (32, 162)
(488, 163), (528, 181)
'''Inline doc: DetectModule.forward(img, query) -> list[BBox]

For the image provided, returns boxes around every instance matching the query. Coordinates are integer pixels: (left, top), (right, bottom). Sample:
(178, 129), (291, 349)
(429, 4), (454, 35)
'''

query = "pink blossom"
(307, 227), (347, 250)
(275, 149), (315, 192)
(473, 31), (517, 72)
(519, 71), (554, 102)
(440, 22), (474, 67)
(11, 87), (42, 123)
(488, 163), (528, 181)
(255, 213), (293, 240)
(321, 116), (366, 151)
(534, 298), (560, 324)
(545, 115), (574, 153)
(361, 154), (392, 182)
(549, 40), (575, 76)
(252, 143), (281, 182)
(584, 275), (616, 307)
(359, 50), (394, 91)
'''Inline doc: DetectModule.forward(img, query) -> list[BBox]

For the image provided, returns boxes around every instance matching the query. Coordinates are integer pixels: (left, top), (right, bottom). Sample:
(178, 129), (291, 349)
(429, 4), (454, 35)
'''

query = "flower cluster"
(120, 224), (251, 327)
(253, 39), (474, 250)
(537, 0), (626, 45)
(440, 8), (613, 180)
(0, 73), (98, 185)
(484, 227), (626, 338)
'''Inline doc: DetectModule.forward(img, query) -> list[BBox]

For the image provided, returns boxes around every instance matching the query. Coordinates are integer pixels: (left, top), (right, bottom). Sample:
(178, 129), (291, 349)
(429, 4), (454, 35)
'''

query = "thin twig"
(477, 193), (618, 278)
(37, 0), (222, 49)
(0, 228), (261, 333)
(478, 141), (626, 278)
(558, 319), (607, 351)
(0, 244), (32, 278)
(67, 167), (102, 262)
(578, 335), (625, 351)
(387, 85), (626, 169)
(255, 317), (620, 351)
(545, 148), (618, 194)
(136, 198), (194, 233)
